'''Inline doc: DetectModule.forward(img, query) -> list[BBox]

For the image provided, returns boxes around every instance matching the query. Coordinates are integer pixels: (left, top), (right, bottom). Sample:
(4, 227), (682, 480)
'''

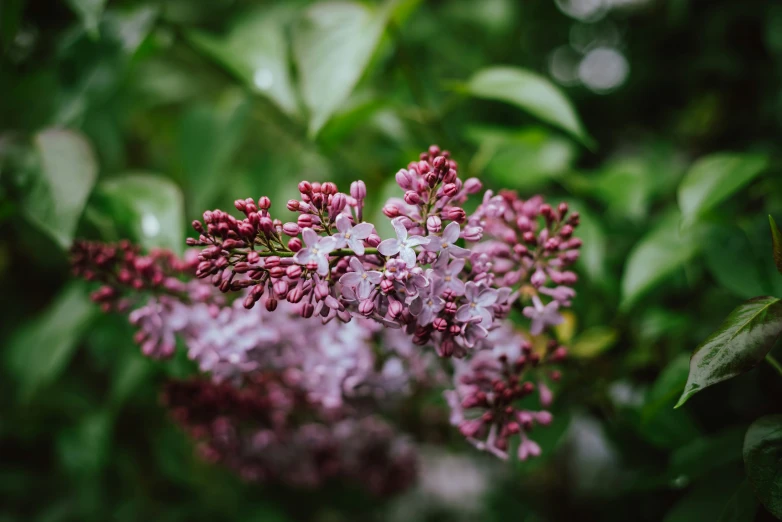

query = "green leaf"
(770, 215), (782, 274)
(621, 211), (701, 309)
(5, 282), (97, 402)
(178, 96), (250, 212)
(66, 0), (107, 37)
(464, 66), (593, 147)
(58, 411), (112, 476)
(678, 153), (768, 227)
(718, 480), (758, 522)
(292, 1), (393, 137)
(704, 226), (771, 299)
(465, 126), (577, 190)
(668, 427), (745, 483)
(570, 326), (618, 358)
(186, 6), (299, 116)
(675, 297), (782, 408)
(743, 414), (782, 519)
(21, 129), (98, 249)
(97, 173), (185, 254)
(664, 470), (745, 522)
(639, 354), (700, 449)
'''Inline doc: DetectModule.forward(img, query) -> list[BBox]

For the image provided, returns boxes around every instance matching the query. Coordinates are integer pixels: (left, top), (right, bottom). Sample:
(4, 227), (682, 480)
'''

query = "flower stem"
(765, 354), (782, 377)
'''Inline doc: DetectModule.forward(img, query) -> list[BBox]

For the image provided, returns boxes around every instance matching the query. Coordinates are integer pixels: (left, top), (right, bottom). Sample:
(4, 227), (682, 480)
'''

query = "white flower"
(293, 228), (338, 276)
(334, 214), (373, 255)
(425, 221), (470, 258)
(377, 217), (428, 267)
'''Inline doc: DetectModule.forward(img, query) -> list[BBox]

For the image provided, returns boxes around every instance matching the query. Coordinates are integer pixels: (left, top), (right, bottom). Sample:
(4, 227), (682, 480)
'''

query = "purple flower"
(339, 257), (382, 299)
(378, 217), (428, 267)
(293, 228), (338, 276)
(461, 320), (489, 348)
(432, 255), (466, 296)
(334, 214), (373, 255)
(410, 285), (444, 325)
(424, 221), (470, 258)
(522, 295), (563, 335)
(456, 282), (499, 325)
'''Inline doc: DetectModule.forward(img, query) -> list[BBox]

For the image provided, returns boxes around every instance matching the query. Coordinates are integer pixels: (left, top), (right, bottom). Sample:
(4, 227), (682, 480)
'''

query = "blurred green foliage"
(2, 0), (782, 521)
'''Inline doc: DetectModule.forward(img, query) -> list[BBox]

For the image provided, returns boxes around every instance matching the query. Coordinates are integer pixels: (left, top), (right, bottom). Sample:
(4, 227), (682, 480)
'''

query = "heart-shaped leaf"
(743, 415), (782, 519)
(770, 215), (782, 275)
(675, 297), (782, 408)
(293, 1), (393, 137)
(464, 66), (593, 147)
(22, 129), (98, 249)
(678, 153), (768, 228)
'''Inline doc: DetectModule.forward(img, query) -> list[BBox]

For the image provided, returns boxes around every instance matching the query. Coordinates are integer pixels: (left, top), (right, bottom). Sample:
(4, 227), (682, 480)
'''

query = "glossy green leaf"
(22, 129), (98, 249)
(678, 153), (768, 227)
(621, 211), (701, 309)
(570, 326), (618, 358)
(97, 173), (185, 254)
(770, 215), (782, 274)
(66, 0), (106, 37)
(5, 282), (97, 402)
(465, 66), (593, 147)
(743, 414), (782, 519)
(718, 480), (758, 522)
(186, 6), (299, 116)
(675, 297), (782, 408)
(293, 1), (392, 137)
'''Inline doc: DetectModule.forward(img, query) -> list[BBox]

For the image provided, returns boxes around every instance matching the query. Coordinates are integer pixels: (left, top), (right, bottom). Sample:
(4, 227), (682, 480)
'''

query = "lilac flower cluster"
(190, 146), (515, 358)
(73, 145), (583, 475)
(162, 375), (417, 495)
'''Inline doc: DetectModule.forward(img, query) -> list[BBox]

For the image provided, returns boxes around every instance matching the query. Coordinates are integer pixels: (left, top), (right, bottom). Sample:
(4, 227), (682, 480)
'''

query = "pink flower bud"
(288, 238), (302, 251)
(388, 299), (404, 319)
(359, 299), (375, 316)
(380, 279), (395, 293)
(442, 183), (458, 197)
(395, 170), (413, 190)
(321, 182), (337, 195)
(259, 216), (274, 235)
(287, 199), (300, 211)
(366, 233), (381, 247)
(258, 196), (271, 210)
(404, 190), (421, 205)
(462, 226), (483, 242)
(444, 168), (457, 184)
(350, 180), (367, 200)
(433, 317), (448, 331)
(298, 181), (312, 194)
(418, 160), (431, 174)
(426, 215), (442, 233)
(382, 204), (400, 218)
(441, 207), (466, 223)
(464, 177), (482, 194)
(301, 303), (314, 318)
(329, 193), (347, 213)
(282, 222), (300, 236)
(428, 145), (441, 157)
(265, 298), (278, 312)
(234, 199), (246, 212)
(287, 285), (303, 303)
(297, 214), (313, 228)
(432, 155), (446, 170)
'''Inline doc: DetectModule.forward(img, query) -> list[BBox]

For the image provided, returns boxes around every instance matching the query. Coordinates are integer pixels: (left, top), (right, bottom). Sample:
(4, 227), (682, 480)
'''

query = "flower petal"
(348, 237), (365, 256)
(377, 239), (400, 256)
(391, 217), (408, 241)
(448, 245), (471, 258)
(399, 247), (417, 268)
(335, 213), (351, 234)
(348, 256), (364, 273)
(443, 221), (461, 243)
(351, 222), (374, 239)
(302, 228), (318, 246)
